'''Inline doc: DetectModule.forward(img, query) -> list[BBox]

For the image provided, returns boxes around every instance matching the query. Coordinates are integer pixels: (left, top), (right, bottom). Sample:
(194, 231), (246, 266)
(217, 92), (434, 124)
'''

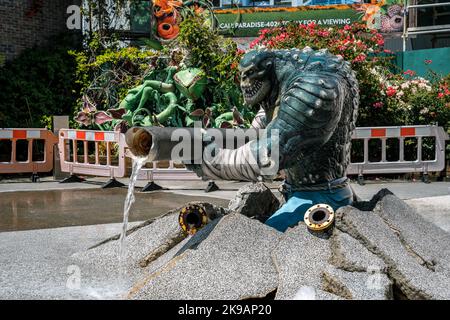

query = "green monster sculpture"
(185, 47), (360, 232)
(126, 47), (359, 233)
(118, 67), (207, 128)
(76, 63), (247, 132)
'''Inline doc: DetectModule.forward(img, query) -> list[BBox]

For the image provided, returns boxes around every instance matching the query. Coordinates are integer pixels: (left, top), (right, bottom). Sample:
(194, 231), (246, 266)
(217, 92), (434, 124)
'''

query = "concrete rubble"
(228, 181), (280, 222)
(129, 213), (281, 300)
(72, 184), (450, 300)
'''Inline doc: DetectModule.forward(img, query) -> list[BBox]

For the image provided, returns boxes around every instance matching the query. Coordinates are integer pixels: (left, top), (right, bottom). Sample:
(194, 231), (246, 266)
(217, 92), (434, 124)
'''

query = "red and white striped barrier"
(55, 125), (448, 184)
(58, 129), (127, 179)
(352, 126), (435, 139)
(58, 129), (200, 184)
(66, 130), (117, 143)
(0, 128), (58, 175)
(347, 125), (449, 176)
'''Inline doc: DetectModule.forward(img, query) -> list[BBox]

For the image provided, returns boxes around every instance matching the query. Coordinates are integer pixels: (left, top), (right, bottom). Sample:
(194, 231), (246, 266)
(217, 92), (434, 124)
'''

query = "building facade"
(0, 0), (81, 62)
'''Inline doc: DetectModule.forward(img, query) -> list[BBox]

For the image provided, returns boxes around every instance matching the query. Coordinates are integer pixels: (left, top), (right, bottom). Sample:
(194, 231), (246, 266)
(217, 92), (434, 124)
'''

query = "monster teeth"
(243, 81), (263, 98)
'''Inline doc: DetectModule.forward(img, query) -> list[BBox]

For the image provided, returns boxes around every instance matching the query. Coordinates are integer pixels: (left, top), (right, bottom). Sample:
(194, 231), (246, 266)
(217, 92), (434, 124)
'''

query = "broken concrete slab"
(322, 266), (391, 300)
(67, 187), (450, 300)
(271, 187), (450, 300)
(272, 223), (332, 300)
(336, 203), (450, 299)
(228, 182), (280, 223)
(128, 213), (282, 300)
(142, 217), (224, 277)
(374, 194), (450, 275)
(70, 202), (226, 297)
(330, 229), (386, 273)
(271, 216), (392, 300)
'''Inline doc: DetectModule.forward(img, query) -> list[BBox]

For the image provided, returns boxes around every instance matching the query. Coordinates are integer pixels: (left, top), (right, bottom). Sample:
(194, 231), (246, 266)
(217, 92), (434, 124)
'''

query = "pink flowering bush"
(250, 22), (386, 64)
(250, 22), (450, 132)
(409, 74), (450, 130)
(250, 22), (397, 127)
(375, 69), (450, 131)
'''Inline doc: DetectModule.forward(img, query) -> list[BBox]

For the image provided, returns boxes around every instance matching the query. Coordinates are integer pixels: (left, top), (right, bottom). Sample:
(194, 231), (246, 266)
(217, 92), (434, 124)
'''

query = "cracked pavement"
(1, 179), (450, 300)
(59, 187), (450, 300)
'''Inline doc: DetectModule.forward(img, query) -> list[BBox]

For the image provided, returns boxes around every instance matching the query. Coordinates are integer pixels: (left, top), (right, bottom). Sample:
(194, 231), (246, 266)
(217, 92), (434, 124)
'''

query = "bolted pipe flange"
(179, 204), (209, 235)
(304, 203), (335, 232)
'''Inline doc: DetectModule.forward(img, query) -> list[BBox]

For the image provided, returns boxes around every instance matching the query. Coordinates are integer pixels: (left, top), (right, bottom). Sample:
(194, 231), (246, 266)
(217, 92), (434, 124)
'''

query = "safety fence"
(1, 125), (448, 185)
(347, 125), (449, 178)
(57, 125), (448, 184)
(137, 160), (200, 181)
(0, 129), (58, 178)
(58, 129), (127, 180)
(57, 129), (200, 187)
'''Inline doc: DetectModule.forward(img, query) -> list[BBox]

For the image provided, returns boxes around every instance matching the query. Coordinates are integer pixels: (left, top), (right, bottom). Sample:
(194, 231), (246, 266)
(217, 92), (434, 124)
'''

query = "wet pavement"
(0, 189), (229, 232)
(0, 222), (141, 299)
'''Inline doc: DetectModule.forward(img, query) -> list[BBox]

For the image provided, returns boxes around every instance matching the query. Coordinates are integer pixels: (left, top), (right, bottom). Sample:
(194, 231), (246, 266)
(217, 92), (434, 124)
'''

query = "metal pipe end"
(179, 204), (209, 235)
(125, 127), (152, 158)
(304, 204), (335, 232)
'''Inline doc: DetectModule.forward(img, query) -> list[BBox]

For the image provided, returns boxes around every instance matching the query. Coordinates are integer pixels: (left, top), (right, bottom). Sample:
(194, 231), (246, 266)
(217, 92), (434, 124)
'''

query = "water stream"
(118, 156), (147, 264)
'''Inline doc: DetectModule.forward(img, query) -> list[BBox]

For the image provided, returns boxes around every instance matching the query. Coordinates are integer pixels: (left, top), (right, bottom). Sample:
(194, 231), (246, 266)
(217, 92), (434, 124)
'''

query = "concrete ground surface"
(1, 176), (450, 201)
(0, 177), (449, 299)
(0, 222), (140, 299)
(0, 189), (228, 232)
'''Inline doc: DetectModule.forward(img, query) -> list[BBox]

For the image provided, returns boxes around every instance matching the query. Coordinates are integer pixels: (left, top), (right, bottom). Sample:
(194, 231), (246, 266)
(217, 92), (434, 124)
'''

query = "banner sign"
(214, 6), (361, 37)
(130, 1), (405, 39)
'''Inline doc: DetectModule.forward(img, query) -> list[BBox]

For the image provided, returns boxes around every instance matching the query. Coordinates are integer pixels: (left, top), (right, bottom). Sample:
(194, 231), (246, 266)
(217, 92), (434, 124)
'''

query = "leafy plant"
(72, 14), (249, 130)
(176, 15), (245, 117)
(69, 35), (158, 130)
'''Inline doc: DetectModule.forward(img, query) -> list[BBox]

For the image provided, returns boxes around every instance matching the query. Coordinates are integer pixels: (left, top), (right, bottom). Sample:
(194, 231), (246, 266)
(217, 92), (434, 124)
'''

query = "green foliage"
(252, 22), (450, 132)
(176, 15), (245, 117)
(72, 14), (248, 130)
(0, 34), (80, 128)
(69, 35), (158, 129)
(251, 22), (396, 128)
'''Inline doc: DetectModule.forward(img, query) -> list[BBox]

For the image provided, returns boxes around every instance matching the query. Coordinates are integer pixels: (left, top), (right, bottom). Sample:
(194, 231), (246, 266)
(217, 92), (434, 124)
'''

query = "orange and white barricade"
(0, 129), (58, 179)
(58, 129), (127, 185)
(347, 125), (449, 180)
(54, 124), (448, 187)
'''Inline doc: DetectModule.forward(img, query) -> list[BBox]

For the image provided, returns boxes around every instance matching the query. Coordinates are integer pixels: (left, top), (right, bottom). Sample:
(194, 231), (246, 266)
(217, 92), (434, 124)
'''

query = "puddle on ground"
(0, 189), (228, 232)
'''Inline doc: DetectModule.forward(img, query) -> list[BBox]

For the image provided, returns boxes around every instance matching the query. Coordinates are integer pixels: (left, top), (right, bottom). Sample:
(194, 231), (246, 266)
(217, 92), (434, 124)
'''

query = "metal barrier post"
(53, 116), (70, 181)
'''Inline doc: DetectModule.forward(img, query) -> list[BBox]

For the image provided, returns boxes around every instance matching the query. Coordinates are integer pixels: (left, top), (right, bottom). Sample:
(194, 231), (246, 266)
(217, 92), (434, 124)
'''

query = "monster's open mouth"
(242, 80), (262, 99)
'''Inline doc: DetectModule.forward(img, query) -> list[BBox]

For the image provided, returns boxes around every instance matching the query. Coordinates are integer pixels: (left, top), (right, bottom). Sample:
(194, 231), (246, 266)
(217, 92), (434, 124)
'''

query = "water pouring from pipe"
(119, 155), (147, 264)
